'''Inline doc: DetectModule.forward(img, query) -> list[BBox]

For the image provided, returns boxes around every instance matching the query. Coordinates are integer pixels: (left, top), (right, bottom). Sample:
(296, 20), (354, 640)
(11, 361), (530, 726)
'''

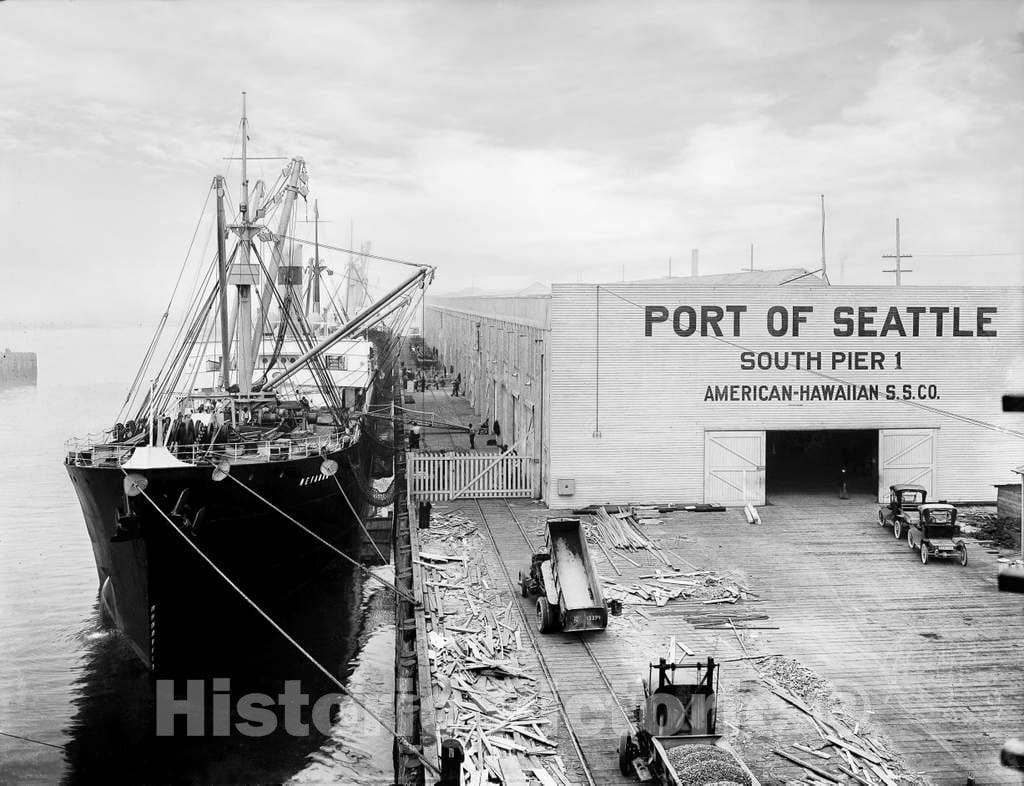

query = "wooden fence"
(408, 450), (535, 501)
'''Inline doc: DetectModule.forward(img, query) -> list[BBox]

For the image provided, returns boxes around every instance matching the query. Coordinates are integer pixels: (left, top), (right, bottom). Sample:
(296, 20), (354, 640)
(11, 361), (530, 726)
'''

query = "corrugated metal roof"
(615, 268), (824, 287)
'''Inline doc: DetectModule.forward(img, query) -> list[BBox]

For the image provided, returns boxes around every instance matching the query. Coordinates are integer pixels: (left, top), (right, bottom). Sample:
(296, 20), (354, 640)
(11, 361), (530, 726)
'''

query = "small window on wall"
(326, 355), (347, 371)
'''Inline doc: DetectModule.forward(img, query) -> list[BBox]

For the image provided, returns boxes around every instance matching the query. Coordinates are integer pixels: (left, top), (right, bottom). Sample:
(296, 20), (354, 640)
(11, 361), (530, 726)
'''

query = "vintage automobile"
(907, 503), (967, 565)
(877, 483), (927, 539)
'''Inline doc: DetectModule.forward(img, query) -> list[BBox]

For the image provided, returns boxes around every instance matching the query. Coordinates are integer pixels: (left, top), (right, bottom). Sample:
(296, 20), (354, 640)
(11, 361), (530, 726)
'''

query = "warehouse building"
(425, 270), (1024, 507)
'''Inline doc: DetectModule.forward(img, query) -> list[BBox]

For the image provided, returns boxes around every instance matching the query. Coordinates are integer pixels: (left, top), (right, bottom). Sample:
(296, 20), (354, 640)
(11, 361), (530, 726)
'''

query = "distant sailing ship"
(65, 98), (431, 670)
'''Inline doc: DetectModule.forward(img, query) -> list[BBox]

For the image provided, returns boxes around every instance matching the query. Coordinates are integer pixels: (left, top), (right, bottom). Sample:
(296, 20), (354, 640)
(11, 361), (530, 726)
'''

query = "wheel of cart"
(618, 733), (635, 776)
(536, 597), (560, 633)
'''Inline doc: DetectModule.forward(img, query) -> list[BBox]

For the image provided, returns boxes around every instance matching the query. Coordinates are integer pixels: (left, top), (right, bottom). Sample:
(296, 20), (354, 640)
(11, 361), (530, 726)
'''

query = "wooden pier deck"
(426, 497), (1024, 785)
(407, 373), (1023, 784)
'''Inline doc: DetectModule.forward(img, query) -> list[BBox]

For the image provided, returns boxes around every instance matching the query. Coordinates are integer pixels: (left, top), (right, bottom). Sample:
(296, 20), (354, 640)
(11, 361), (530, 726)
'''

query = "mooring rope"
(125, 475), (439, 776)
(0, 730), (66, 751)
(214, 466), (416, 606)
(331, 473), (389, 565)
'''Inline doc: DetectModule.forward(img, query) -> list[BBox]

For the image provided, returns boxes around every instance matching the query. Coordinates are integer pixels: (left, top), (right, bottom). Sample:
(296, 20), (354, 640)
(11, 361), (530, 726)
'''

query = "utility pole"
(745, 243), (762, 273)
(820, 194), (830, 284)
(882, 218), (913, 286)
(668, 257), (672, 278)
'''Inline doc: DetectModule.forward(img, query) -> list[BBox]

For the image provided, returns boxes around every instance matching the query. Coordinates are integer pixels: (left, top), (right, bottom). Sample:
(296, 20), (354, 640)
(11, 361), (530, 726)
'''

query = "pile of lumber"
(771, 689), (912, 785)
(601, 568), (750, 607)
(684, 610), (774, 630)
(418, 520), (571, 785)
(631, 505), (661, 524)
(755, 662), (919, 785)
(424, 510), (480, 542)
(588, 507), (656, 550)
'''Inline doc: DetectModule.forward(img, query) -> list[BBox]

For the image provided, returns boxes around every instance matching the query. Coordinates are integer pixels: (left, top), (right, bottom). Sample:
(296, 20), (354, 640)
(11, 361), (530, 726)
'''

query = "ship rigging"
(65, 96), (432, 671)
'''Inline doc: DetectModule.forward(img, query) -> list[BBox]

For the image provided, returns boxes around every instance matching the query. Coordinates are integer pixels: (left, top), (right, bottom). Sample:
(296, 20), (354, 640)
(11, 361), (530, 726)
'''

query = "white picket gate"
(407, 450), (535, 501)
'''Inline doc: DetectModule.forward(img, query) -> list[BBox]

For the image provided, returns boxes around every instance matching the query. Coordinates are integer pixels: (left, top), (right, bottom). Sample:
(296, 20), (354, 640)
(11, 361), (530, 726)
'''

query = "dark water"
(0, 327), (395, 784)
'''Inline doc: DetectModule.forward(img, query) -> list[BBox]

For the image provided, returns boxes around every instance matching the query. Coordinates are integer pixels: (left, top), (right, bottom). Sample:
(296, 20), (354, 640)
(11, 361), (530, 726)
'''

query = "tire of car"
(920, 542), (929, 565)
(958, 544), (968, 567)
(878, 511), (886, 527)
(908, 528), (916, 550)
(893, 519), (902, 539)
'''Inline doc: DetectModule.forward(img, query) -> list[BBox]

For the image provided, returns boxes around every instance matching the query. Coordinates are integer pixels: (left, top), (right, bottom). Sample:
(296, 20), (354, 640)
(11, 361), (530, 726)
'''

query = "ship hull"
(66, 439), (371, 671)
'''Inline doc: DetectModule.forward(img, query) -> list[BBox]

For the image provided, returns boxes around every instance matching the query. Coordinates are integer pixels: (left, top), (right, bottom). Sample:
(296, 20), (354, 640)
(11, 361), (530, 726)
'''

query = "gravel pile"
(757, 656), (834, 707)
(664, 744), (751, 786)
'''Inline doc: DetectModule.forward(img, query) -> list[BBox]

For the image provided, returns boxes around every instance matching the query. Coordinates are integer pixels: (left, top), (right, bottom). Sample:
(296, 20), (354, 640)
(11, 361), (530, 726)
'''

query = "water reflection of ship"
(62, 556), (365, 785)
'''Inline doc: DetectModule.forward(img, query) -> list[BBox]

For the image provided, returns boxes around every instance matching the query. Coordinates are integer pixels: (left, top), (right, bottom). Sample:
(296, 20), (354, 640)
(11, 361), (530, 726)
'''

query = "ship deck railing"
(64, 428), (356, 468)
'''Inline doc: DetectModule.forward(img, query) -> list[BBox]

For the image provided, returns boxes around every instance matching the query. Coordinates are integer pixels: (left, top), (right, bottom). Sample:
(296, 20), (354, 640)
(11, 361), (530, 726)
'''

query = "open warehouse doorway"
(765, 429), (878, 501)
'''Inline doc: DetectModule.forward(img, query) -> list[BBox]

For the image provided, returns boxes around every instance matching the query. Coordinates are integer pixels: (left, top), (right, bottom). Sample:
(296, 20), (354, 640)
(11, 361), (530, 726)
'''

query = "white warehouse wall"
(547, 283), (1024, 506)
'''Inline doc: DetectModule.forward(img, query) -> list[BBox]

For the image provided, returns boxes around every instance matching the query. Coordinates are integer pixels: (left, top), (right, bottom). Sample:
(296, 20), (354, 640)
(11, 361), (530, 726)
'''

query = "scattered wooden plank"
(794, 743), (831, 760)
(772, 749), (841, 782)
(418, 550), (467, 562)
(836, 763), (873, 786)
(824, 734), (883, 766)
(868, 763), (899, 786)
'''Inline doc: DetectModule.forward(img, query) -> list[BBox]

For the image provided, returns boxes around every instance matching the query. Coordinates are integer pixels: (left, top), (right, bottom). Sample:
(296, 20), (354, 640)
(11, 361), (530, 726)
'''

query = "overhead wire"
(119, 183), (215, 421)
(912, 252), (1023, 258)
(280, 234), (432, 270)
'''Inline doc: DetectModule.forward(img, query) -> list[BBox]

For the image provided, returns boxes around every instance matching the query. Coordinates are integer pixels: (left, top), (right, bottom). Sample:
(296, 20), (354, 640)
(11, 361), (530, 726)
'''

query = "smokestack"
(691, 249), (699, 278)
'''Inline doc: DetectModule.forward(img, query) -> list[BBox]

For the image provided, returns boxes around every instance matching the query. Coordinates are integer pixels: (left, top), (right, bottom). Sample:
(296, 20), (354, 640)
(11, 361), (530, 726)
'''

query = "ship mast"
(214, 175), (231, 390)
(230, 92), (258, 395)
(312, 200), (321, 316)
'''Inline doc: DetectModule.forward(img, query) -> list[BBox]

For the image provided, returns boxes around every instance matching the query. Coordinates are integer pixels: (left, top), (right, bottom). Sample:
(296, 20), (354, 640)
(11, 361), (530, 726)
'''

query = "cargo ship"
(64, 99), (431, 670)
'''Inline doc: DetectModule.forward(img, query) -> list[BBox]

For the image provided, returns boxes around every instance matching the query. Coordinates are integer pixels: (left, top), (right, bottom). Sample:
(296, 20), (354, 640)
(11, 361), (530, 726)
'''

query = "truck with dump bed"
(520, 517), (607, 633)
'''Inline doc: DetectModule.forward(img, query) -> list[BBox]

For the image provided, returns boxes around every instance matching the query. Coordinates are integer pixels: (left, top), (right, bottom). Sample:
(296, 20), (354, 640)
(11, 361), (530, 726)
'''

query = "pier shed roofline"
(425, 298), (550, 331)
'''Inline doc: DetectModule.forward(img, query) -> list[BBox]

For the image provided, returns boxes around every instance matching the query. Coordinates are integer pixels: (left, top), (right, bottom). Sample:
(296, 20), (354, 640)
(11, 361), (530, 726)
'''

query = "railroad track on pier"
(473, 498), (635, 786)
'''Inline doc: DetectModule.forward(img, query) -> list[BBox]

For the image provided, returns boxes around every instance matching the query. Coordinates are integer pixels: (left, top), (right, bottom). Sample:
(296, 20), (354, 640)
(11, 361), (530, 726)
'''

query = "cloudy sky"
(1, 1), (1022, 325)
